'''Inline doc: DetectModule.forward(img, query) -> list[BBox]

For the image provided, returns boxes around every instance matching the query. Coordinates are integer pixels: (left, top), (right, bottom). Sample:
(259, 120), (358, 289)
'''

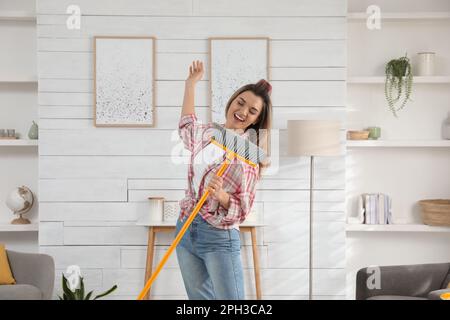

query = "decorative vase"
(367, 127), (381, 140)
(28, 121), (38, 140)
(417, 52), (435, 76)
(443, 112), (450, 140)
(149, 197), (165, 221)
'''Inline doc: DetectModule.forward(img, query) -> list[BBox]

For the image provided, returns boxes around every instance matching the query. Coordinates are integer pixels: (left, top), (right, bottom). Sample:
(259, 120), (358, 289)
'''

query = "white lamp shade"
(287, 120), (341, 156)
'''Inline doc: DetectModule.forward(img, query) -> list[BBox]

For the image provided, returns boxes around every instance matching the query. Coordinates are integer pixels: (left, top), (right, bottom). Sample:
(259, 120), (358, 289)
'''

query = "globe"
(5, 186), (34, 224)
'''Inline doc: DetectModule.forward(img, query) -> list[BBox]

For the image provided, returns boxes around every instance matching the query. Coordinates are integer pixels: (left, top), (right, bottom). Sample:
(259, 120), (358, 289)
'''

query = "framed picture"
(94, 36), (156, 127)
(208, 37), (270, 123)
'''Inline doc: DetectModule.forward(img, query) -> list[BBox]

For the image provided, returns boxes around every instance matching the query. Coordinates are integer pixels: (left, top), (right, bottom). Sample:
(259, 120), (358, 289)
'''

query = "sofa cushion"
(0, 244), (15, 284)
(0, 284), (42, 300)
(367, 295), (428, 300)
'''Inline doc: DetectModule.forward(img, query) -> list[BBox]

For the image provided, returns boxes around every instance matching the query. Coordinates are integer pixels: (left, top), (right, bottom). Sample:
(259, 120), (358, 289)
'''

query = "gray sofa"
(0, 250), (55, 300)
(356, 262), (450, 300)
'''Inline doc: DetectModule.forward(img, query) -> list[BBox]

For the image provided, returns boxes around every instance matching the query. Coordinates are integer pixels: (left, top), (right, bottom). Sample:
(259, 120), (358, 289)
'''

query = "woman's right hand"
(186, 60), (204, 86)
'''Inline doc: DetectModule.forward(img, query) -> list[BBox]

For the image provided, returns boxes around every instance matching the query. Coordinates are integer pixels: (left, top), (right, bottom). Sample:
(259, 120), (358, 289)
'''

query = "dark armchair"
(356, 262), (450, 300)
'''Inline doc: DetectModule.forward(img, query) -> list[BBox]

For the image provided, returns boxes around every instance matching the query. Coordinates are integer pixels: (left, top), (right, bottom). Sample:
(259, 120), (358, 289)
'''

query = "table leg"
(144, 226), (155, 300)
(250, 227), (262, 300)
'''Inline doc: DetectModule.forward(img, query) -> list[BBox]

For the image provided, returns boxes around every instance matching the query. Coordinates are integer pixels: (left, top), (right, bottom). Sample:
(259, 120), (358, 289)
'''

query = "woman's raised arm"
(182, 60), (204, 116)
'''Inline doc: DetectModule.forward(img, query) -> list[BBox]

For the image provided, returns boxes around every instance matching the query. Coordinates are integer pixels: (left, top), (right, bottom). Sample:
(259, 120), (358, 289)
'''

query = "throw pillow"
(0, 244), (16, 285)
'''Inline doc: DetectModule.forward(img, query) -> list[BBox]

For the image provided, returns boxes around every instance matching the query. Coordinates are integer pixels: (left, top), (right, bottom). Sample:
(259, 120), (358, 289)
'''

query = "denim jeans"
(175, 213), (245, 300)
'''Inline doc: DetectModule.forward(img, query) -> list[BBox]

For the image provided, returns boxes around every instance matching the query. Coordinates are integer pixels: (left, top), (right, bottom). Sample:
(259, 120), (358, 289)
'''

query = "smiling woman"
(224, 79), (272, 149)
(175, 60), (273, 300)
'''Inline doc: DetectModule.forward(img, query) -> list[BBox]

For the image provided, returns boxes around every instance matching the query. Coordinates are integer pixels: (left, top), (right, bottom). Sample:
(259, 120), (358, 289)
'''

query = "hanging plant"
(384, 54), (413, 117)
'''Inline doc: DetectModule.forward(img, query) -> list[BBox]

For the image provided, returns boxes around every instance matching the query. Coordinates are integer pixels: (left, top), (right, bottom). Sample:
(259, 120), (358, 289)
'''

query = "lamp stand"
(309, 155), (314, 300)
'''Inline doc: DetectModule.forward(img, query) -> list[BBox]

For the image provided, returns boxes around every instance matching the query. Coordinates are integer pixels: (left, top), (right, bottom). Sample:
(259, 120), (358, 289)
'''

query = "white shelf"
(348, 11), (450, 21)
(0, 139), (38, 146)
(348, 76), (450, 84)
(346, 140), (450, 148)
(0, 223), (38, 232)
(136, 221), (266, 227)
(0, 11), (36, 21)
(346, 224), (450, 233)
(0, 77), (38, 84)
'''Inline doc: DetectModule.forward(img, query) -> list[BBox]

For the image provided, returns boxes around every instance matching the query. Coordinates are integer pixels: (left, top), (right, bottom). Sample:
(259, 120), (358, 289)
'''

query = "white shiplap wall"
(37, 0), (347, 299)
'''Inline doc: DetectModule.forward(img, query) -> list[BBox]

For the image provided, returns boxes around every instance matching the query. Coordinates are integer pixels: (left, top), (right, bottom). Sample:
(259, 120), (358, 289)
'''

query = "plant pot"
(417, 52), (435, 76)
(28, 121), (38, 140)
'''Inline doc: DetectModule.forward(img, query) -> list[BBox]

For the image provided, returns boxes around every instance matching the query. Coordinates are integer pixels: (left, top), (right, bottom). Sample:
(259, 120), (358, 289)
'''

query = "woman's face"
(224, 90), (263, 131)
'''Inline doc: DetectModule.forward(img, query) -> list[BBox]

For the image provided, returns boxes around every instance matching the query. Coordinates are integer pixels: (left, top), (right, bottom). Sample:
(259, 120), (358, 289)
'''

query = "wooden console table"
(138, 221), (264, 300)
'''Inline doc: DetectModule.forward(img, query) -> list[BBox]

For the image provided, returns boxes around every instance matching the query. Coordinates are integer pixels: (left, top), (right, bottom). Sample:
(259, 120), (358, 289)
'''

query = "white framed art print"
(209, 37), (270, 123)
(94, 36), (156, 127)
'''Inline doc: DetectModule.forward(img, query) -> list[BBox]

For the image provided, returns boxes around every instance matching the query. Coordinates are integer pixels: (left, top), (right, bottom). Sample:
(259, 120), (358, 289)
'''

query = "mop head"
(210, 122), (267, 167)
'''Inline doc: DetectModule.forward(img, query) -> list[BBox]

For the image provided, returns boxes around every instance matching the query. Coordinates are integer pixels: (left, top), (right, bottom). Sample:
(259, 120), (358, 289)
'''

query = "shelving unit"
(346, 224), (450, 232)
(0, 3), (38, 242)
(0, 11), (36, 21)
(348, 11), (450, 21)
(0, 223), (38, 232)
(0, 78), (38, 84)
(0, 139), (38, 146)
(347, 140), (450, 148)
(346, 4), (450, 230)
(343, 1), (450, 300)
(348, 76), (450, 84)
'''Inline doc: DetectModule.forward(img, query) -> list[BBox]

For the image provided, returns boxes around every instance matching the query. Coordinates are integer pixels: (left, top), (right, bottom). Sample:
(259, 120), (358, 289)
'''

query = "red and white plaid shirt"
(178, 114), (260, 230)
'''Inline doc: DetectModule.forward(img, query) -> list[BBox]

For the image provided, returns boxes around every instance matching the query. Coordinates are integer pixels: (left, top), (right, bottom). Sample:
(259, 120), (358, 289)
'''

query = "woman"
(176, 60), (272, 300)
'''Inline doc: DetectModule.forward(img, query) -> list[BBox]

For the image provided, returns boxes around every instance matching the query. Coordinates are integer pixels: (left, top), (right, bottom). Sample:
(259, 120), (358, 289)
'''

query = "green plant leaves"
(93, 285), (118, 300)
(61, 274), (76, 300)
(74, 277), (85, 300)
(85, 291), (93, 300)
(59, 273), (118, 300)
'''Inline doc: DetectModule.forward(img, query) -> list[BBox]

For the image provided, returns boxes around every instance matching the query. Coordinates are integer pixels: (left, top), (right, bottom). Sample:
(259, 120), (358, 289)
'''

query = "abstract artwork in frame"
(94, 36), (156, 127)
(209, 37), (270, 124)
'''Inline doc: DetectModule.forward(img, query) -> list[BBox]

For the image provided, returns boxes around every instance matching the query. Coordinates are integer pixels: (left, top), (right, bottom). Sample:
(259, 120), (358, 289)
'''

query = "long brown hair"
(224, 79), (273, 177)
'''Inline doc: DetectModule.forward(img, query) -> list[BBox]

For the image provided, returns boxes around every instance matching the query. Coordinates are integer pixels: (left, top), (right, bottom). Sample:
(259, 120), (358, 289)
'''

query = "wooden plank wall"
(37, 0), (347, 299)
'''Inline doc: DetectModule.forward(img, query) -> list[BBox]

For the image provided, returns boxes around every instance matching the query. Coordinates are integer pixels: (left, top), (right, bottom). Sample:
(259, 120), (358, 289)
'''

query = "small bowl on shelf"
(346, 130), (370, 140)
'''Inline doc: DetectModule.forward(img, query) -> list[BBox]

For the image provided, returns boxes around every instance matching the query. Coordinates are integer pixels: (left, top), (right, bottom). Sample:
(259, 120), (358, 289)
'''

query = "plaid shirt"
(178, 114), (260, 230)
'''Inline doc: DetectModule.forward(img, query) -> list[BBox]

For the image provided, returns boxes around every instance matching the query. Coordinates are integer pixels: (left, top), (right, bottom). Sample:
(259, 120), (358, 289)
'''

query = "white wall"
(0, 0), (38, 252)
(346, 0), (450, 299)
(37, 0), (347, 299)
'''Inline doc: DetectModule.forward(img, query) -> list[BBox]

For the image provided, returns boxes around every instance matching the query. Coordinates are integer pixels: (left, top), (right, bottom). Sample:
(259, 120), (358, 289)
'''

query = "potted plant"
(58, 273), (118, 300)
(384, 54), (413, 117)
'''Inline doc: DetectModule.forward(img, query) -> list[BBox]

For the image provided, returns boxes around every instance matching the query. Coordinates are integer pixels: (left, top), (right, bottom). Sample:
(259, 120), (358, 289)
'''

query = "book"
(360, 193), (393, 225)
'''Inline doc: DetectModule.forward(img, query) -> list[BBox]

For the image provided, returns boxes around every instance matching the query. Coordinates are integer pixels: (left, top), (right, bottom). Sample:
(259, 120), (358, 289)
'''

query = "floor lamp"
(287, 120), (342, 300)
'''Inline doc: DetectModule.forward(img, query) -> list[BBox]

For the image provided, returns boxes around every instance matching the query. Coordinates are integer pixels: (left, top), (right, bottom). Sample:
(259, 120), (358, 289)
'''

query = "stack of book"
(361, 193), (393, 224)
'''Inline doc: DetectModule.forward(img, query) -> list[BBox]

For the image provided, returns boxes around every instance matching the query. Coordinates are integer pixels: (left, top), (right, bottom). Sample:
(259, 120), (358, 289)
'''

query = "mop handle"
(137, 152), (234, 300)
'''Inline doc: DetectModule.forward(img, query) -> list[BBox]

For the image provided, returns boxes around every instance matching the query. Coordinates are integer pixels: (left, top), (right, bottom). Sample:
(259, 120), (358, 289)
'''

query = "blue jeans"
(175, 213), (245, 300)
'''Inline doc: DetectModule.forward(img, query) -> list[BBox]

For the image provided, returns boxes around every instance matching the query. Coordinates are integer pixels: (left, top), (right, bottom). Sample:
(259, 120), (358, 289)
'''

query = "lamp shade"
(287, 120), (341, 157)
